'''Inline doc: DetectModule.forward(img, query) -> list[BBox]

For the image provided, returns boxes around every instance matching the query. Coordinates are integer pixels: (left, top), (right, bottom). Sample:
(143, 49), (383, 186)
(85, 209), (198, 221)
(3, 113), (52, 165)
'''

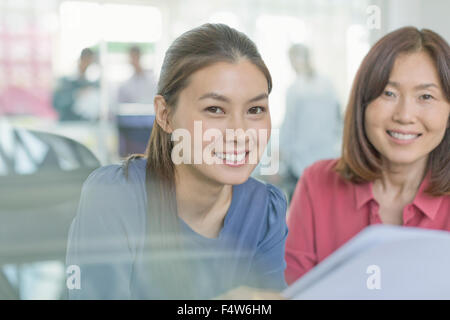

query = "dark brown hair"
(125, 23), (272, 298)
(335, 27), (450, 196)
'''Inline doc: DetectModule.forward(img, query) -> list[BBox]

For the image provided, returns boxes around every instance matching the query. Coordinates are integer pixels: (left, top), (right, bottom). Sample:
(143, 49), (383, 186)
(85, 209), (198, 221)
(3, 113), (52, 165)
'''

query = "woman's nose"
(224, 115), (251, 148)
(392, 97), (417, 124)
(227, 113), (246, 131)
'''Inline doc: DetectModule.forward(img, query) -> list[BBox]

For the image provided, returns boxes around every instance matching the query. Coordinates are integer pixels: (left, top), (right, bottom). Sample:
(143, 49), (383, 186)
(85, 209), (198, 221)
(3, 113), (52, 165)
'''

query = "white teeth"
(388, 131), (419, 140)
(236, 153), (245, 162)
(214, 152), (246, 162)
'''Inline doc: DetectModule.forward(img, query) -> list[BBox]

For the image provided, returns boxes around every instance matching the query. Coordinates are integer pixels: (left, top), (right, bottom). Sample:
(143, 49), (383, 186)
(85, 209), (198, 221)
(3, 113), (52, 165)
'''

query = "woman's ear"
(154, 95), (173, 134)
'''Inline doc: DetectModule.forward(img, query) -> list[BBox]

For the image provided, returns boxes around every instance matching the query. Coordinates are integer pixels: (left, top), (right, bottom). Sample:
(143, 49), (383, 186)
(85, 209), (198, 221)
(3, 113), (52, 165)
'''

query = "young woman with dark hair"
(66, 23), (288, 299)
(285, 27), (450, 284)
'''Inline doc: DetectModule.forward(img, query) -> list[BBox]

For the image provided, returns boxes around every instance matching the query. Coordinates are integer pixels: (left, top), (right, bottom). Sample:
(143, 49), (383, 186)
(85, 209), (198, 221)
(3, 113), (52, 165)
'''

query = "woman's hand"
(213, 286), (286, 300)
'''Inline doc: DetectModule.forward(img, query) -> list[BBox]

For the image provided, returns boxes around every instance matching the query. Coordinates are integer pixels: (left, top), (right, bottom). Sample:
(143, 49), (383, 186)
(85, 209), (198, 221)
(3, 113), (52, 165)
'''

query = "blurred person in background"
(279, 44), (342, 201)
(117, 45), (157, 104)
(52, 48), (100, 122)
(115, 45), (159, 157)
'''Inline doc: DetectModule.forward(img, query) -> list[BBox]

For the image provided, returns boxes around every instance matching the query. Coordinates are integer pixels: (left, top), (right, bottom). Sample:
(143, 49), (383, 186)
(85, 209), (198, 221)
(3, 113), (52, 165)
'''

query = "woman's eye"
(420, 94), (434, 101)
(206, 106), (224, 114)
(248, 106), (266, 114)
(383, 90), (396, 98)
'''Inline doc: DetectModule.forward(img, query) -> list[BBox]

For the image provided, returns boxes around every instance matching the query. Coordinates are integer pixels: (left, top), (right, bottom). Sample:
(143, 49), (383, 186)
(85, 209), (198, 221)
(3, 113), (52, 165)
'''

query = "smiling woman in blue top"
(66, 23), (288, 299)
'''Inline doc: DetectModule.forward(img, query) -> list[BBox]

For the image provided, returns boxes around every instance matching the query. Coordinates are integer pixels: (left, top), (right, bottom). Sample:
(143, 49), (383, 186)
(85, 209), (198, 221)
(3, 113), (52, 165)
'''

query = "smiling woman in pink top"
(285, 27), (450, 285)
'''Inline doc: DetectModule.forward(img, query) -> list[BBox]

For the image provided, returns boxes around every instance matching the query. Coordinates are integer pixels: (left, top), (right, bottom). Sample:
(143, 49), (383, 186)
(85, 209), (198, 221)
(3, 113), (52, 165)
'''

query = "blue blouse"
(66, 157), (288, 299)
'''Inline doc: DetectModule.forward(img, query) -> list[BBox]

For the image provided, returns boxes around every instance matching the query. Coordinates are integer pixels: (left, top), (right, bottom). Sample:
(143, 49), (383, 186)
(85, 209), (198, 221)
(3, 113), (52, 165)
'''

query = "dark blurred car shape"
(0, 125), (100, 299)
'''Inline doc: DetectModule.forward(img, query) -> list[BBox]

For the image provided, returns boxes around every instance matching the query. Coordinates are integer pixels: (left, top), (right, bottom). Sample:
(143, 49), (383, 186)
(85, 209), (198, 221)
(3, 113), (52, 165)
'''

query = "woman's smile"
(213, 150), (249, 166)
(386, 129), (422, 145)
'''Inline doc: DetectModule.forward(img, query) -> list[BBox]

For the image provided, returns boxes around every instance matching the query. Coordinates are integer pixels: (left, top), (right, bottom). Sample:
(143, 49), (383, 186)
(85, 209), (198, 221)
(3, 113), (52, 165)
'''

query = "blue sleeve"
(65, 165), (138, 299)
(250, 184), (288, 291)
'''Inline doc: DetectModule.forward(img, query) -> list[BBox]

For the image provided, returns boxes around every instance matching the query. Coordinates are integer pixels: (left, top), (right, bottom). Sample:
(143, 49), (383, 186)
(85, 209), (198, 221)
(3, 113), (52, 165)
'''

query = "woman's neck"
(174, 165), (232, 238)
(374, 157), (428, 201)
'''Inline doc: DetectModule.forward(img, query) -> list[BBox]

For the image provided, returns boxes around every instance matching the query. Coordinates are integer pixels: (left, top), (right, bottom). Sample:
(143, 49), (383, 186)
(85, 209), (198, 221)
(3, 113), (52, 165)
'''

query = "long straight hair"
(125, 23), (272, 298)
(335, 27), (450, 196)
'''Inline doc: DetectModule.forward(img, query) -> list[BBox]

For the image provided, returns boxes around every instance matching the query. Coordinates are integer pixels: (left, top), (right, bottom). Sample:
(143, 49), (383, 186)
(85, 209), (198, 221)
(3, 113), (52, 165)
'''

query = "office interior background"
(0, 0), (448, 299)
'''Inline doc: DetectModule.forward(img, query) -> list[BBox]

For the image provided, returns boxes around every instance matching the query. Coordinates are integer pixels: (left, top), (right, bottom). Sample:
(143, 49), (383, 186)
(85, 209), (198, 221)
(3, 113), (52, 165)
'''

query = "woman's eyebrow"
(414, 83), (440, 90)
(198, 92), (230, 102)
(247, 93), (268, 103)
(387, 81), (401, 88)
(387, 81), (440, 90)
(198, 92), (268, 103)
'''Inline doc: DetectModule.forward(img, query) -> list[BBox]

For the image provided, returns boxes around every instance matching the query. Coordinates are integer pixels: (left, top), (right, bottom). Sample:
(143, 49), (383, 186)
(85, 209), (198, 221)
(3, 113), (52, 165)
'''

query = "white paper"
(283, 225), (450, 299)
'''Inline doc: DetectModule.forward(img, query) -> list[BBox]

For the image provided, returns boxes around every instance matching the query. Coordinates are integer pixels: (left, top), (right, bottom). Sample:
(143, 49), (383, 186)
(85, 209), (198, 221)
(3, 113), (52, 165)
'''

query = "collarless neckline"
(178, 182), (243, 242)
(139, 158), (246, 242)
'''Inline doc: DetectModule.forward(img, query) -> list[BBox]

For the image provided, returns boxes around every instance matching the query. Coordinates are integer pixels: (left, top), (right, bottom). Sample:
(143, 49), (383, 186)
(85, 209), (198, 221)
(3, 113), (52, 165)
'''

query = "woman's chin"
(381, 152), (429, 168)
(210, 165), (254, 186)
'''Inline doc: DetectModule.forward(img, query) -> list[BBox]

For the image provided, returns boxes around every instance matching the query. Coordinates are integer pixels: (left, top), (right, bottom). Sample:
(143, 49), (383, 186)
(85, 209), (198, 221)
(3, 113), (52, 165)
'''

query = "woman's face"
(167, 59), (271, 185)
(365, 51), (450, 169)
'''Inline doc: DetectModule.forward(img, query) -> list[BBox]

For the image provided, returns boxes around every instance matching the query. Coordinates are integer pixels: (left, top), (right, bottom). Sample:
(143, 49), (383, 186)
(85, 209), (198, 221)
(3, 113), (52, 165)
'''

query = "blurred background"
(0, 0), (448, 299)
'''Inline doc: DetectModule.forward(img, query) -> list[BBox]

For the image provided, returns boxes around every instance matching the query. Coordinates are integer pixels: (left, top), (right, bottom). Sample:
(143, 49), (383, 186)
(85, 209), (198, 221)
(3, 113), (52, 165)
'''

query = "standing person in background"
(116, 45), (159, 157)
(279, 44), (342, 201)
(52, 48), (100, 122)
(285, 27), (450, 285)
(117, 45), (157, 104)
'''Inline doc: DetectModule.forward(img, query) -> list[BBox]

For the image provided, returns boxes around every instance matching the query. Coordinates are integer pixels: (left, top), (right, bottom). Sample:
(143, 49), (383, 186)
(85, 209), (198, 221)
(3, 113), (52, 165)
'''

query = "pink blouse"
(285, 159), (450, 285)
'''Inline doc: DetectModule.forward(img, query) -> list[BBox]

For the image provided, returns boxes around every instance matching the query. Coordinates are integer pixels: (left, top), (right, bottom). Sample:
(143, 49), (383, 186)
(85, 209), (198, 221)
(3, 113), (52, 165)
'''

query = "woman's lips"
(213, 151), (249, 166)
(386, 130), (422, 144)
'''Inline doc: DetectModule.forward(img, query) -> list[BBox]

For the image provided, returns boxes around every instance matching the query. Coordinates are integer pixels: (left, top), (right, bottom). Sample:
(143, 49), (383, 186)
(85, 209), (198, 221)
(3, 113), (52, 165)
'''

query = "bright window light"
(209, 11), (240, 30)
(346, 24), (369, 90)
(59, 1), (101, 73)
(255, 15), (307, 128)
(102, 4), (162, 43)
